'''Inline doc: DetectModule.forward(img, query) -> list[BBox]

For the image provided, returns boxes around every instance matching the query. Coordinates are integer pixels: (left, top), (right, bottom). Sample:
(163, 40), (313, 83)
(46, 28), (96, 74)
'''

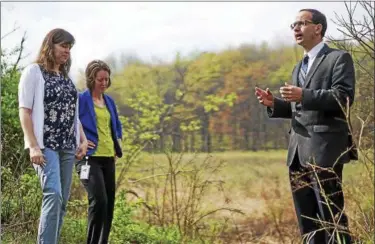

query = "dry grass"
(114, 149), (373, 243)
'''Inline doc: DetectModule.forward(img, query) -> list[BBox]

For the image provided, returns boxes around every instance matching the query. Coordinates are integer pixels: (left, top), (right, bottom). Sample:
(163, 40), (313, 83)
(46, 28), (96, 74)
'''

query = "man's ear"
(315, 24), (323, 36)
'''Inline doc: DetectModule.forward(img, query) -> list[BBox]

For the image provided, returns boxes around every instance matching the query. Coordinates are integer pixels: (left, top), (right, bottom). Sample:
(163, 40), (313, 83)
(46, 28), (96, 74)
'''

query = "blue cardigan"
(79, 89), (123, 157)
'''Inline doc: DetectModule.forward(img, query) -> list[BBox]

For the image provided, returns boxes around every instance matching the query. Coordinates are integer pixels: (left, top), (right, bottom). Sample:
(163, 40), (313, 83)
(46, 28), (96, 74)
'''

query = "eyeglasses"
(290, 20), (314, 30)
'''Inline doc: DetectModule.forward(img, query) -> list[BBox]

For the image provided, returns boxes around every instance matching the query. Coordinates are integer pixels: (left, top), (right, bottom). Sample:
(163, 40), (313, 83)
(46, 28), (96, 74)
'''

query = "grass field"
(116, 150), (374, 243)
(3, 150), (372, 243)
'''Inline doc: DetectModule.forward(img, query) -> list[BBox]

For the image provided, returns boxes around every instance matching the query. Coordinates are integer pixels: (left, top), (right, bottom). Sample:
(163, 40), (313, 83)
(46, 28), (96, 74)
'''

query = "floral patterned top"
(40, 65), (77, 150)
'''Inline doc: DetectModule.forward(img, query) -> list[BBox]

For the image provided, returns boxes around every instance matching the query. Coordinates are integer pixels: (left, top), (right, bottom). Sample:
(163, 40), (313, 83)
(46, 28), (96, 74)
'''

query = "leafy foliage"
(2, 3), (373, 241)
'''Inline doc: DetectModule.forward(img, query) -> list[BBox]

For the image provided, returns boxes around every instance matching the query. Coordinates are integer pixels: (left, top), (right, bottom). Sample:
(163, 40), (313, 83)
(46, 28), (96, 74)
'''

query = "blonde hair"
(85, 60), (112, 91)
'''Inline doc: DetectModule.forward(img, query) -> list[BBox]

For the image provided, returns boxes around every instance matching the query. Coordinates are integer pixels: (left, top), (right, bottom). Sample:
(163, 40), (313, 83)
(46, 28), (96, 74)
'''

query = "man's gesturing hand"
(280, 83), (303, 102)
(255, 87), (274, 108)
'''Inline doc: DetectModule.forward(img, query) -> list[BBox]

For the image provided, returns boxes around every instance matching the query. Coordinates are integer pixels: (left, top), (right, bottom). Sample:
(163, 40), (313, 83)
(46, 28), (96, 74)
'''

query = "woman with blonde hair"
(18, 28), (88, 244)
(77, 59), (122, 244)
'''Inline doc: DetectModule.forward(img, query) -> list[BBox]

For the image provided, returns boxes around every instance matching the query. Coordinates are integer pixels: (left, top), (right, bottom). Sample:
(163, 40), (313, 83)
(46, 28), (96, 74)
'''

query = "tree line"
(75, 35), (372, 154)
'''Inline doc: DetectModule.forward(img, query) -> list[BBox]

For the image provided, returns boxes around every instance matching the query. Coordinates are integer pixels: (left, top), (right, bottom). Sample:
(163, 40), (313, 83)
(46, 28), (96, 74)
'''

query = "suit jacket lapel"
(303, 44), (329, 88)
(293, 61), (302, 86)
(291, 62), (302, 111)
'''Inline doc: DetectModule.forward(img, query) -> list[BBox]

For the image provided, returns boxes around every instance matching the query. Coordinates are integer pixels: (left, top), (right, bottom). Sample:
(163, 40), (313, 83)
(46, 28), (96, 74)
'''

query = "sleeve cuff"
(267, 106), (274, 117)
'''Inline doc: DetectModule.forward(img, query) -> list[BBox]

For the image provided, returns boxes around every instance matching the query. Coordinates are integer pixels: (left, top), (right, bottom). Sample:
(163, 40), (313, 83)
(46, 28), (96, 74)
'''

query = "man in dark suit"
(255, 9), (356, 244)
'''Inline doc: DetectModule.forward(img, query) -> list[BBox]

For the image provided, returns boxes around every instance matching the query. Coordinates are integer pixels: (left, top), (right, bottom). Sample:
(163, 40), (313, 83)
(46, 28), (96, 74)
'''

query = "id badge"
(80, 156), (90, 180)
(80, 165), (90, 180)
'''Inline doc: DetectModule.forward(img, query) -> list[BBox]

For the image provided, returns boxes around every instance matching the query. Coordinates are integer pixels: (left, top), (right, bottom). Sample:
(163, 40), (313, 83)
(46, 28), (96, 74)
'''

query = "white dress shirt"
(304, 41), (325, 73)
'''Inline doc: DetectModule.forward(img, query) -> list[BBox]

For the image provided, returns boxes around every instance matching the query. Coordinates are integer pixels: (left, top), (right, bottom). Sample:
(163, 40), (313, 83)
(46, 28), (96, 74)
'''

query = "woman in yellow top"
(77, 60), (122, 244)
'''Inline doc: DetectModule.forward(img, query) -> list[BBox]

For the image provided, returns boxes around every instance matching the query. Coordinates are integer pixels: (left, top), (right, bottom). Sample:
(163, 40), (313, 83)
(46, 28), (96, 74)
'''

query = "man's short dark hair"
(299, 9), (327, 37)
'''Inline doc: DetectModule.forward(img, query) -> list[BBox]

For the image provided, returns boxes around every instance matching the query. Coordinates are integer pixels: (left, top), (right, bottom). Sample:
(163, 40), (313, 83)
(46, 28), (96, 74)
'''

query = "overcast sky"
(1, 1), (365, 81)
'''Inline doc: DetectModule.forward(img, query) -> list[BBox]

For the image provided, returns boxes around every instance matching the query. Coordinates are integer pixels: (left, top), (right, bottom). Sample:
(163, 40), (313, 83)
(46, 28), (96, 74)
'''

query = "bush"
(111, 191), (182, 244)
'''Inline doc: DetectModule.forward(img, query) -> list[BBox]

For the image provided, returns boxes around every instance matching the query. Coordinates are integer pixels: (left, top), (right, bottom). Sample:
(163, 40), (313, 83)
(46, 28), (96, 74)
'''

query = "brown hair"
(35, 28), (75, 77)
(85, 60), (112, 91)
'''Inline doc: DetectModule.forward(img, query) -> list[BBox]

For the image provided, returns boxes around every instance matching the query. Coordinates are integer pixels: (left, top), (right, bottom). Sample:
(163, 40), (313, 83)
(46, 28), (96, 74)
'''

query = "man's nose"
(293, 25), (301, 31)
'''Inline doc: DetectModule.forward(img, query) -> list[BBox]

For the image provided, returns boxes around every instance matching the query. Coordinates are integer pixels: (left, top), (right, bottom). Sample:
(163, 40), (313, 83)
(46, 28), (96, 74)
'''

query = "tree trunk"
(190, 132), (195, 152)
(172, 124), (181, 152)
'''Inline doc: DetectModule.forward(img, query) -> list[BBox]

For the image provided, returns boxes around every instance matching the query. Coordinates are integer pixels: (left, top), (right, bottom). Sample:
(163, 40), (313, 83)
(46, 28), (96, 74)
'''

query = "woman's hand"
(75, 140), (88, 160)
(87, 140), (96, 149)
(30, 146), (45, 165)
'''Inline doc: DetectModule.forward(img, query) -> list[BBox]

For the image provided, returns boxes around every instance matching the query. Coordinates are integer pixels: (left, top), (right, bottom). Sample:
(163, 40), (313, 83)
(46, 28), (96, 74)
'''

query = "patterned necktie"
(299, 55), (309, 86)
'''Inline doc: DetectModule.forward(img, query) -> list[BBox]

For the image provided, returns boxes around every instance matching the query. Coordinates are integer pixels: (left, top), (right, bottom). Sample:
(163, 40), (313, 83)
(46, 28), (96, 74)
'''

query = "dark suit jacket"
(268, 44), (357, 167)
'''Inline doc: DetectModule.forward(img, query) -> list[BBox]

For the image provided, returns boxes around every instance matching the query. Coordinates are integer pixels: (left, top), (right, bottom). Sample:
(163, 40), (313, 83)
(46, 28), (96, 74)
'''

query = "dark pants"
(76, 156), (116, 244)
(289, 153), (352, 244)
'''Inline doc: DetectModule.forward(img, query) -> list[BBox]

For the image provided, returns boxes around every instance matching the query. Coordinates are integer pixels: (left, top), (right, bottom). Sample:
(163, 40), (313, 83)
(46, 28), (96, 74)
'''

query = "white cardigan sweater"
(18, 63), (80, 149)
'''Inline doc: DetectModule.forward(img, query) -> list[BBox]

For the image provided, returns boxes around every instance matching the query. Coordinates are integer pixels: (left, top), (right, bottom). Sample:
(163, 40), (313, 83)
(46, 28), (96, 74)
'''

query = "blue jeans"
(33, 148), (75, 244)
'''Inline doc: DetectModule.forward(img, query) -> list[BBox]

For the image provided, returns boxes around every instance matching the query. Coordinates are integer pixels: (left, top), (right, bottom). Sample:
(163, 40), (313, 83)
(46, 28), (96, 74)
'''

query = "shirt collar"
(304, 40), (325, 59)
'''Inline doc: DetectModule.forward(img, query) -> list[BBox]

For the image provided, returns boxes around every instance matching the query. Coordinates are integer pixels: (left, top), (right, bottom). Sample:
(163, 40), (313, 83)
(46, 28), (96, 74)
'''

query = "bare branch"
(327, 0), (374, 87)
(1, 25), (20, 40)
(11, 32), (26, 75)
(192, 207), (244, 226)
